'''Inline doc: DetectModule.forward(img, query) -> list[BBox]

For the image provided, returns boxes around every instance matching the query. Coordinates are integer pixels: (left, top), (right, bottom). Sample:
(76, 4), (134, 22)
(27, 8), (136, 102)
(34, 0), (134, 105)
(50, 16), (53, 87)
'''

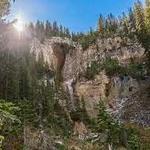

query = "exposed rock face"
(81, 37), (145, 69)
(107, 76), (150, 126)
(31, 37), (82, 111)
(74, 38), (148, 126)
(31, 37), (77, 81)
(73, 121), (88, 140)
(30, 36), (149, 126)
(62, 44), (82, 81)
(76, 71), (109, 118)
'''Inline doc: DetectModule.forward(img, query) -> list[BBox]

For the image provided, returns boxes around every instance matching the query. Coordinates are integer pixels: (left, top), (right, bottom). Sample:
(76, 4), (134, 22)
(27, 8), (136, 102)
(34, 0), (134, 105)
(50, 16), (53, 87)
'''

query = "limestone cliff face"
(76, 71), (109, 118)
(81, 37), (145, 69)
(31, 37), (77, 81)
(30, 36), (149, 126)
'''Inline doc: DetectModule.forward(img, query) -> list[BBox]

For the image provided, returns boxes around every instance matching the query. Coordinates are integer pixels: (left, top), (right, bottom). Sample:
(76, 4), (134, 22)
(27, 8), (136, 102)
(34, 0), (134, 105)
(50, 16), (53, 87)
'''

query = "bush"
(127, 128), (140, 150)
(85, 61), (101, 79)
(0, 100), (20, 148)
(85, 58), (121, 79)
(126, 63), (146, 79)
(102, 58), (122, 76)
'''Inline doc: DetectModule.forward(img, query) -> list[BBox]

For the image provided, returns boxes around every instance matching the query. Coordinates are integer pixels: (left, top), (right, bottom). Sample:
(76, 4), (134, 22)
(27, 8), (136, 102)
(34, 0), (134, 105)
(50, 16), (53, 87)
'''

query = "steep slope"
(30, 36), (149, 127)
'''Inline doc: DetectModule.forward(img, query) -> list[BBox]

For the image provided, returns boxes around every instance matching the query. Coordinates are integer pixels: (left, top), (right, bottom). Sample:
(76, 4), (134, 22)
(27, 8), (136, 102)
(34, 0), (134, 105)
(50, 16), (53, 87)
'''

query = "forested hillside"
(0, 0), (150, 150)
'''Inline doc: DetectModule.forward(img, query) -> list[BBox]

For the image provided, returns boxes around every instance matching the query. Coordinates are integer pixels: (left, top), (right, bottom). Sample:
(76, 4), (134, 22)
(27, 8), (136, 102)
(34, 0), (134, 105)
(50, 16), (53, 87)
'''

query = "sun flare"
(13, 15), (25, 33)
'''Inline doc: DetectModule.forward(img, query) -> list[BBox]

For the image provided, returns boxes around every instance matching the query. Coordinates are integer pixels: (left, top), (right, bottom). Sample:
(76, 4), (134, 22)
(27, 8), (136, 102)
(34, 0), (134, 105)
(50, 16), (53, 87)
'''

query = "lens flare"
(13, 15), (25, 33)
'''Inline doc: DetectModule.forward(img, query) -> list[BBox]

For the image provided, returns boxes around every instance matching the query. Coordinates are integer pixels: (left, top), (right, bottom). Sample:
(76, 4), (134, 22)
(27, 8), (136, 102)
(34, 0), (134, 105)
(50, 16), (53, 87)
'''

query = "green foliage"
(70, 97), (90, 125)
(134, 1), (145, 33)
(126, 62), (146, 79)
(74, 0), (150, 55)
(0, 0), (149, 149)
(0, 100), (20, 148)
(102, 58), (121, 76)
(55, 143), (66, 150)
(127, 128), (140, 150)
(0, 135), (4, 149)
(28, 20), (71, 41)
(86, 58), (122, 78)
(48, 113), (72, 137)
(145, 0), (150, 32)
(96, 101), (121, 147)
(0, 100), (20, 124)
(85, 57), (146, 79)
(85, 61), (101, 79)
(102, 58), (145, 78)
(73, 31), (98, 50)
(98, 14), (105, 34)
(95, 101), (140, 149)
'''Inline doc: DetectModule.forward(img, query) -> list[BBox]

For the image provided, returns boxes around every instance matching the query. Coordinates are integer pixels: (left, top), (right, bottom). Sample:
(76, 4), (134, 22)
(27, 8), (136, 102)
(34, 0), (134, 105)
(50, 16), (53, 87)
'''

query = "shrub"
(102, 57), (122, 76)
(0, 100), (20, 148)
(127, 128), (140, 150)
(85, 61), (101, 79)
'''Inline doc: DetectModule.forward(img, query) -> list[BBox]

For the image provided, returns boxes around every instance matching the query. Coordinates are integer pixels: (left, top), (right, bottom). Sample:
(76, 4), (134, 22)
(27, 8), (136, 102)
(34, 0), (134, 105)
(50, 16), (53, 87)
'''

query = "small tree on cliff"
(134, 0), (148, 49)
(96, 101), (121, 149)
(95, 101), (140, 149)
(98, 14), (104, 34)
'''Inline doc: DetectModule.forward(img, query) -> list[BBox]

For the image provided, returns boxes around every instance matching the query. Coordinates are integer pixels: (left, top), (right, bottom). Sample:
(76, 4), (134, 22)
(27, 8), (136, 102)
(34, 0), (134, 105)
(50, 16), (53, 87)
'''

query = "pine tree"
(134, 1), (145, 33)
(128, 8), (136, 38)
(134, 0), (148, 50)
(35, 20), (45, 41)
(64, 27), (70, 37)
(28, 22), (35, 37)
(145, 0), (150, 32)
(96, 101), (121, 149)
(59, 25), (64, 37)
(120, 12), (129, 37)
(45, 20), (52, 37)
(0, 100), (20, 148)
(98, 14), (104, 34)
(53, 21), (59, 36)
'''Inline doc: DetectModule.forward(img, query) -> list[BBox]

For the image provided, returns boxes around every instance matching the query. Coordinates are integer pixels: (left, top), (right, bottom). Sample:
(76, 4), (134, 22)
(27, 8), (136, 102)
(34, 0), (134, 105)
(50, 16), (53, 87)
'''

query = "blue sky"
(9, 0), (144, 32)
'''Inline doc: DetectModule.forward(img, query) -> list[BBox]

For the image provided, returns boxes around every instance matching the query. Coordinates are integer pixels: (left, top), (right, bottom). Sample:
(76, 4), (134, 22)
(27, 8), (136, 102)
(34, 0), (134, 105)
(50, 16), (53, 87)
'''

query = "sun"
(13, 15), (25, 33)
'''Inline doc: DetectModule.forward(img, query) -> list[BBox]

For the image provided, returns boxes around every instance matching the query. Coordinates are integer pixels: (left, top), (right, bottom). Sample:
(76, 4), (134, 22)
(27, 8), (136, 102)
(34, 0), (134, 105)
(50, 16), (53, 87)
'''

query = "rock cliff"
(30, 36), (149, 127)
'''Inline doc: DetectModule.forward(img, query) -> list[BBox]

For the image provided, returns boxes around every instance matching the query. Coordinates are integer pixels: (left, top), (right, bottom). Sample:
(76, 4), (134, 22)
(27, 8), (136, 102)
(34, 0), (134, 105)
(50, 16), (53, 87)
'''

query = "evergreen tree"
(53, 21), (59, 36)
(134, 1), (145, 35)
(59, 25), (64, 37)
(145, 0), (150, 32)
(96, 101), (121, 149)
(128, 8), (136, 38)
(134, 0), (148, 50)
(35, 20), (45, 41)
(28, 22), (35, 37)
(64, 27), (70, 37)
(45, 20), (52, 37)
(98, 14), (104, 34)
(120, 12), (129, 37)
